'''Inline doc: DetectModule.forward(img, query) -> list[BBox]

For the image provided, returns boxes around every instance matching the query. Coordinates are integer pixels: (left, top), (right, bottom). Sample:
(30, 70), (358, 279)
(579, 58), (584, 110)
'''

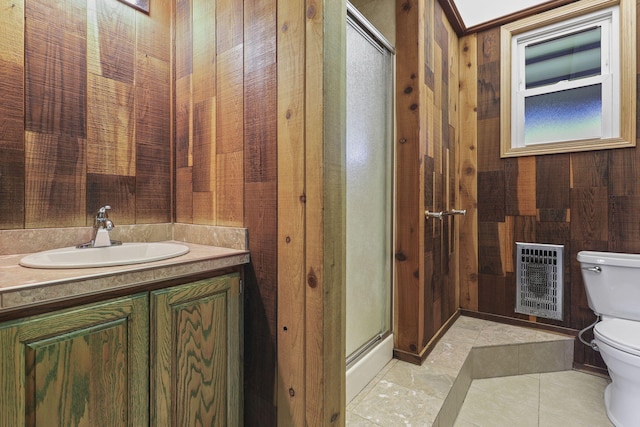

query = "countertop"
(0, 241), (249, 312)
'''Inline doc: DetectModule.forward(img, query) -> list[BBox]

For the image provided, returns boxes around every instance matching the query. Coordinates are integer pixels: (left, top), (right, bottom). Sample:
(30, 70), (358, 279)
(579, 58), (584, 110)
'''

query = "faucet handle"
(94, 206), (114, 230)
(96, 205), (112, 219)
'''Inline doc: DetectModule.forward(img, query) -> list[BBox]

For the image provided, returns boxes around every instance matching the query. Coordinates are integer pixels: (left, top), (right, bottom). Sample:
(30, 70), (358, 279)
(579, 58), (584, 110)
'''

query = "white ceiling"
(452, 0), (553, 28)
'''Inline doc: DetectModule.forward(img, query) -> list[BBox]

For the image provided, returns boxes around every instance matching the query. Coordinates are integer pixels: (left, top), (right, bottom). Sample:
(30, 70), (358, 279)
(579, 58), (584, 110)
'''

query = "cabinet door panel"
(152, 273), (241, 427)
(26, 320), (129, 426)
(0, 294), (148, 427)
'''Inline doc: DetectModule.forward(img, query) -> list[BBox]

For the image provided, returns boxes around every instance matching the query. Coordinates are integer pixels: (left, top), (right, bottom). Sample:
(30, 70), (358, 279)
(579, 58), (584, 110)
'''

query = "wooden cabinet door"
(0, 294), (149, 427)
(151, 273), (242, 427)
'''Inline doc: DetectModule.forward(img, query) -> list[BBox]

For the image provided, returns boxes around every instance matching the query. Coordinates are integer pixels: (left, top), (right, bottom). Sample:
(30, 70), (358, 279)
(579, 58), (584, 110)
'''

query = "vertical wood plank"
(25, 0), (87, 138)
(25, 132), (86, 228)
(277, 0), (306, 423)
(86, 173), (136, 224)
(517, 156), (537, 216)
(192, 0), (216, 104)
(87, 74), (135, 176)
(216, 44), (244, 226)
(176, 167), (194, 223)
(308, 0), (346, 421)
(176, 75), (193, 169)
(243, 0), (278, 422)
(0, 0), (25, 226)
(192, 98), (216, 221)
(87, 0), (135, 84)
(395, 0), (422, 356)
(135, 54), (171, 223)
(216, 0), (243, 54)
(175, 0), (193, 79)
(216, 152), (243, 226)
(136, 0), (171, 62)
(458, 33), (478, 311)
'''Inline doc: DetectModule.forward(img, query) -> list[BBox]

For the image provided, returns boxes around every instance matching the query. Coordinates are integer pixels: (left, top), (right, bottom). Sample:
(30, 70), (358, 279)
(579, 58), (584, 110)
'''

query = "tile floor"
(454, 371), (612, 427)
(346, 315), (612, 427)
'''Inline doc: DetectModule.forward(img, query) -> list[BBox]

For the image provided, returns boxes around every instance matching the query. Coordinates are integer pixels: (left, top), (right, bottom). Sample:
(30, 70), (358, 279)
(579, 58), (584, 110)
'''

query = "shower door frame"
(344, 1), (396, 372)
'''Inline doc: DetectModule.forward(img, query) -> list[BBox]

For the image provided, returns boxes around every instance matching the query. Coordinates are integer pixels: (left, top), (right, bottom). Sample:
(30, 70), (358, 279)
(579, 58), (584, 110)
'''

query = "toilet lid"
(594, 318), (640, 357)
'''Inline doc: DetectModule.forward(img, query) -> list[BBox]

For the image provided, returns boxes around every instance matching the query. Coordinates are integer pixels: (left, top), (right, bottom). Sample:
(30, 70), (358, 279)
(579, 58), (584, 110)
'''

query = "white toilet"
(578, 251), (640, 427)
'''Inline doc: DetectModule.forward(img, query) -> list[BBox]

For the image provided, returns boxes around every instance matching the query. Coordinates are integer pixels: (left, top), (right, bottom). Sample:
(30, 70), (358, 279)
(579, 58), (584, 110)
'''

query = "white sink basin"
(19, 242), (190, 269)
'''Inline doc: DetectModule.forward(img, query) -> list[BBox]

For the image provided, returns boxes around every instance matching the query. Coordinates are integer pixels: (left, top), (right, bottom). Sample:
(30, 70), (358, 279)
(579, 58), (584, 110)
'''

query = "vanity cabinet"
(0, 293), (149, 426)
(0, 272), (241, 427)
(151, 273), (242, 426)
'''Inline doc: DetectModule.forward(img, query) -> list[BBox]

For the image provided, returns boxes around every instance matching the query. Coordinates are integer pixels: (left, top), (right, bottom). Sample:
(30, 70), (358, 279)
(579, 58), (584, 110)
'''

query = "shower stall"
(345, 3), (395, 403)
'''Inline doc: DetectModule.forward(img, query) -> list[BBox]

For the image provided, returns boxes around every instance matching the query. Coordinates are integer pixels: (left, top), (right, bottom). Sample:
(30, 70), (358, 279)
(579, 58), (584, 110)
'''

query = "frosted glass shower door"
(346, 15), (393, 362)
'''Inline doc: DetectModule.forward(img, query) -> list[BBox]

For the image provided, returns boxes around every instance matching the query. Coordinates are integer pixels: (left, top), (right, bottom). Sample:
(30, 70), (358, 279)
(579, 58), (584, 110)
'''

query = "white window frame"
(500, 0), (635, 157)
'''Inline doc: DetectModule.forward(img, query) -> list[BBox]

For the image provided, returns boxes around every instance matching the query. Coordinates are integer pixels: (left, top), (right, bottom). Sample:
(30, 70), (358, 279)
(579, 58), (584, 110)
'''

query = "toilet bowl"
(593, 318), (640, 427)
(578, 251), (640, 427)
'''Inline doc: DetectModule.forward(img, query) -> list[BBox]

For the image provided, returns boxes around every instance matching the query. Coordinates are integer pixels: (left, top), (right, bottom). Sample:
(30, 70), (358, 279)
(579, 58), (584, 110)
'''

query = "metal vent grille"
(515, 242), (563, 321)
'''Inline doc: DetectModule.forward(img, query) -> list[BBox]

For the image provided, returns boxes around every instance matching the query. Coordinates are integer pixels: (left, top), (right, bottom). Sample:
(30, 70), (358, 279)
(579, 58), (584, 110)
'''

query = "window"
(500, 0), (635, 157)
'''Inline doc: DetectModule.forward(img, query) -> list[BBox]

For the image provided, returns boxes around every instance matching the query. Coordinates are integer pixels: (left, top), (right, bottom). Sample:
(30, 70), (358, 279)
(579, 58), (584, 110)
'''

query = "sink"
(19, 242), (190, 269)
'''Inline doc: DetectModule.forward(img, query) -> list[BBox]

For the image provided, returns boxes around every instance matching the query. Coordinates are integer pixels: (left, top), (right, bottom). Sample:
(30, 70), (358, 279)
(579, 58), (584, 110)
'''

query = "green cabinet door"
(0, 294), (149, 426)
(151, 273), (242, 427)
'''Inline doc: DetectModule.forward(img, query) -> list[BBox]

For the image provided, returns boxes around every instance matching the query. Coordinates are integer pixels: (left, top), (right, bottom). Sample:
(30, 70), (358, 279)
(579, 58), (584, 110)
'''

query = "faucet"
(77, 205), (122, 248)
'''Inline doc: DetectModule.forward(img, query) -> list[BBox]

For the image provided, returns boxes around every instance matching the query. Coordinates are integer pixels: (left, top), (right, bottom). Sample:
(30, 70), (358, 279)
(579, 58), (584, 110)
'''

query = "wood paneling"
(2, 0), (171, 229)
(276, 0), (306, 421)
(135, 53), (171, 223)
(459, 5), (640, 370)
(0, 33), (25, 227)
(395, 0), (460, 363)
(243, 0), (278, 423)
(175, 0), (244, 227)
(25, 132), (86, 228)
(395, 0), (422, 357)
(458, 34), (478, 311)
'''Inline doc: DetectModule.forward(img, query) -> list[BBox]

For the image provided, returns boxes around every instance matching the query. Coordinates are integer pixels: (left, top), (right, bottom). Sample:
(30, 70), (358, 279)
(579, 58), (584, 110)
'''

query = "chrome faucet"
(77, 205), (122, 248)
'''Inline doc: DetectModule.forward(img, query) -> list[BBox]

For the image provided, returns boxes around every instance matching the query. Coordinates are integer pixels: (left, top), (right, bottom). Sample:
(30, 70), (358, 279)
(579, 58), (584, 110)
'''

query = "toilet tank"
(577, 251), (640, 321)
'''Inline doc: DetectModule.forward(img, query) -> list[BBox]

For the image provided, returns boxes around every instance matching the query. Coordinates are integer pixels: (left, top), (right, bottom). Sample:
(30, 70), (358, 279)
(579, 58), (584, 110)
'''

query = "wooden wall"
(0, 0), (171, 229)
(458, 5), (640, 370)
(174, 0), (281, 424)
(176, 0), (345, 425)
(394, 0), (460, 363)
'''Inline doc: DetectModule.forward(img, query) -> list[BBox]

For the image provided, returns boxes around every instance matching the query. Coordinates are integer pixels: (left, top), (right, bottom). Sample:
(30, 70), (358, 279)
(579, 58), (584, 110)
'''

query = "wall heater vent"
(515, 242), (563, 321)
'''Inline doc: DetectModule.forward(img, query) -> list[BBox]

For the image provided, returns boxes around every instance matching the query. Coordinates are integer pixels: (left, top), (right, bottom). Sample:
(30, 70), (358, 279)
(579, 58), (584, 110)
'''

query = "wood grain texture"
(25, 132), (87, 228)
(216, 46), (244, 155)
(151, 274), (241, 427)
(395, 0), (461, 362)
(87, 73), (135, 176)
(459, 16), (627, 362)
(395, 0), (422, 356)
(0, 294), (149, 426)
(88, 0), (135, 84)
(276, 0), (306, 423)
(0, 0), (25, 67)
(243, 0), (278, 423)
(458, 34), (479, 311)
(0, 50), (25, 228)
(192, 0), (216, 104)
(216, 152), (243, 226)
(305, 0), (346, 422)
(5, 0), (172, 228)
(216, 0), (243, 54)
(135, 54), (171, 223)
(176, 167), (194, 223)
(135, 0), (171, 62)
(175, 75), (193, 169)
(25, 1), (87, 138)
(86, 173), (136, 224)
(175, 0), (193, 79)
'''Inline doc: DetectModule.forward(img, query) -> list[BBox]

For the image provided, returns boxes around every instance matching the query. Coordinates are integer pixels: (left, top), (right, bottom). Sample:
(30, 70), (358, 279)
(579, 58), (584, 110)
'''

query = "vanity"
(0, 230), (249, 426)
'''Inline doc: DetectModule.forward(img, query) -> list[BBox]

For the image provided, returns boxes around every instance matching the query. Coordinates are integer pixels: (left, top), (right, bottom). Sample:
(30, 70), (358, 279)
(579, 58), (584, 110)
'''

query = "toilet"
(578, 251), (640, 427)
